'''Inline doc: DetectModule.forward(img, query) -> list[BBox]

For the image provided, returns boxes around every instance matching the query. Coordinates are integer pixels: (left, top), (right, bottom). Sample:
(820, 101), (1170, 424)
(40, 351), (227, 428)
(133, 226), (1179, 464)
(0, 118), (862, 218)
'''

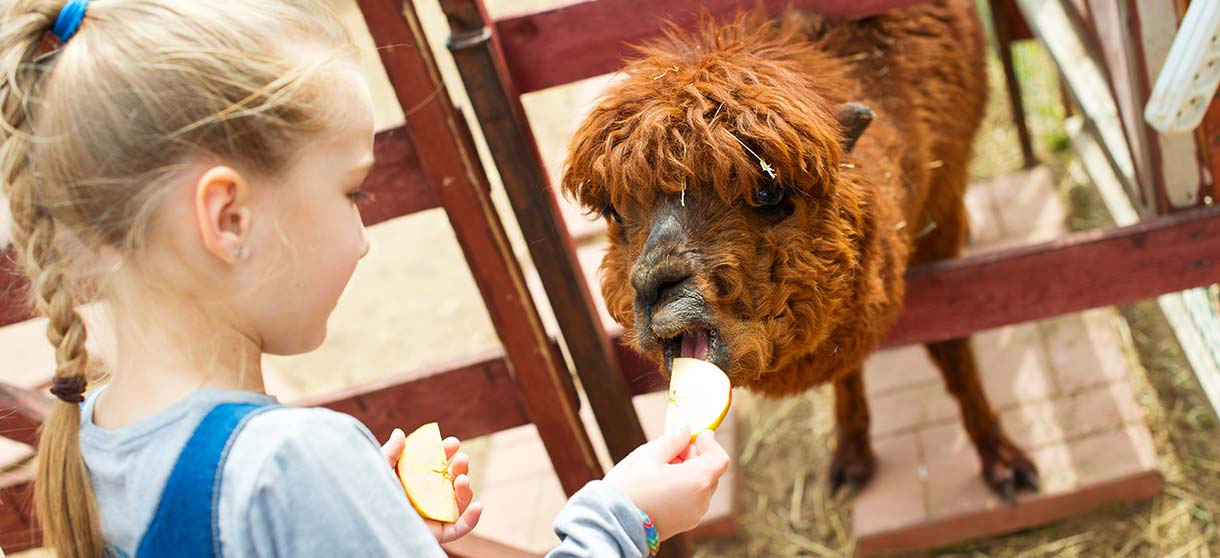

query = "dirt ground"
(5, 1), (1220, 557)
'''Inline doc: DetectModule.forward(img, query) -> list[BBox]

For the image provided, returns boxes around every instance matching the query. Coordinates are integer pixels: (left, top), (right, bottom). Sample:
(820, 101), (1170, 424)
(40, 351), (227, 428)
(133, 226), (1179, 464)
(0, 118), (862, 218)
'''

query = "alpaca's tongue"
(680, 330), (711, 361)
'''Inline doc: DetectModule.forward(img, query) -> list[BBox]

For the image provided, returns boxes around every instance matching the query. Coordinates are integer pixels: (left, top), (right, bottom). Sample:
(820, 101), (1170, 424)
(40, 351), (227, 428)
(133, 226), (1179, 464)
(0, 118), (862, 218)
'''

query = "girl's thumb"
(654, 423), (693, 462)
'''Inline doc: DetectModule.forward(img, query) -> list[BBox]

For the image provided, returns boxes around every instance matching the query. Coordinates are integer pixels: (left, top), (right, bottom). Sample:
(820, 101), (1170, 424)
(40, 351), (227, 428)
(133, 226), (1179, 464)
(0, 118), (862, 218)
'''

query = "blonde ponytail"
(1, 3), (104, 555)
(21, 190), (101, 556)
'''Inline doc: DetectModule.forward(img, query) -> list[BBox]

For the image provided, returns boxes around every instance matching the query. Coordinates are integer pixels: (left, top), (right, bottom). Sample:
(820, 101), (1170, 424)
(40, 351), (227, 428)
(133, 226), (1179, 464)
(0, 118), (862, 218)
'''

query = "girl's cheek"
(329, 223), (365, 295)
(309, 204), (365, 303)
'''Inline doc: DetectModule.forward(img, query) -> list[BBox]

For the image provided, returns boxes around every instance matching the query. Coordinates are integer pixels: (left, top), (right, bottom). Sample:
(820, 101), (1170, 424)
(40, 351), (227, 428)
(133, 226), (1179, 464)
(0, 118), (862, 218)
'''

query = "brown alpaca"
(561, 0), (1038, 498)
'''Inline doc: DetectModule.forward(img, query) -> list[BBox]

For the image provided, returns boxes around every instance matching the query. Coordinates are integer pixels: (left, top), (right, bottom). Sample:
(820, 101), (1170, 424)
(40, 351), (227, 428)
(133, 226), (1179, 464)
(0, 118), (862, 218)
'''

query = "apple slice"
(396, 422), (459, 523)
(665, 357), (732, 441)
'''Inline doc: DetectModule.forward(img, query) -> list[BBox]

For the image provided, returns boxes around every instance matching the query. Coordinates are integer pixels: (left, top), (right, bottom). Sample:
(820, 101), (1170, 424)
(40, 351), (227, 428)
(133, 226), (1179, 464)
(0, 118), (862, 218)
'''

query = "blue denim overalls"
(108, 402), (278, 558)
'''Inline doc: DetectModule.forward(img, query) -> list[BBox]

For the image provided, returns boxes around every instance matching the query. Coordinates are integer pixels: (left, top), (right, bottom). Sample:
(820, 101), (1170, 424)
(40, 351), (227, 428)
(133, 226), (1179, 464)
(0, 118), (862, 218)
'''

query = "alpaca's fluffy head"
(562, 14), (874, 388)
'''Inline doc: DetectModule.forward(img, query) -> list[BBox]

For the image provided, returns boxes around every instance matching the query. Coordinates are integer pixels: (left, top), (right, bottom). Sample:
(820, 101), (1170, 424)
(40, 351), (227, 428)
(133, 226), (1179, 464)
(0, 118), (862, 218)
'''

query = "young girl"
(0, 0), (731, 557)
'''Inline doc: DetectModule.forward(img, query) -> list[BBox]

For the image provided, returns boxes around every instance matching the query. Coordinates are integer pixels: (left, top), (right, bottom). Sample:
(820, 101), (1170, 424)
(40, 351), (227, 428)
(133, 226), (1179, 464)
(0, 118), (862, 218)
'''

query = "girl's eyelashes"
(347, 188), (375, 205)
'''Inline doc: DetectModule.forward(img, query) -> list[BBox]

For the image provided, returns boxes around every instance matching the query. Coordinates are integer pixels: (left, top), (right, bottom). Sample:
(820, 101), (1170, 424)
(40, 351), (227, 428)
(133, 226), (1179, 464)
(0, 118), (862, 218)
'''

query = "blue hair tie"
(51, 0), (90, 43)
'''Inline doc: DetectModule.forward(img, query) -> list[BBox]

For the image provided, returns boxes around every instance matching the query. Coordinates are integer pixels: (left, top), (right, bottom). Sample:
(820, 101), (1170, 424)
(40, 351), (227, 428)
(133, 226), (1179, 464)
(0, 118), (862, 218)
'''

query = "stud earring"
(233, 245), (246, 259)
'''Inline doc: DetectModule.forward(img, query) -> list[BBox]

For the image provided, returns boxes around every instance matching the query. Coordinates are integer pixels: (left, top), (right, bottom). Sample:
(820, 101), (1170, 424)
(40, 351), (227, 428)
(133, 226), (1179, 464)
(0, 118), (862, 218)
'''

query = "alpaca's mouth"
(661, 328), (725, 377)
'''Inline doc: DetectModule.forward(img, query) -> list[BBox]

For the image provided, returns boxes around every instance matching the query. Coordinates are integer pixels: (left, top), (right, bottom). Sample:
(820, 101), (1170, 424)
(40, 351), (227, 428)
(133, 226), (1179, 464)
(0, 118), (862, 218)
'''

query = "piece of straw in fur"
(724, 129), (777, 180)
(652, 65), (679, 80)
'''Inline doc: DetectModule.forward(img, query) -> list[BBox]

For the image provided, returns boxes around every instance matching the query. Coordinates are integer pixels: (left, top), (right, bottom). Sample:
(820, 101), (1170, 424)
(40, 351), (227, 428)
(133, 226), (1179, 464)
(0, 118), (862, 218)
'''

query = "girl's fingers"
(651, 424), (693, 463)
(443, 502), (484, 543)
(453, 473), (474, 512)
(425, 519), (443, 542)
(380, 428), (406, 467)
(692, 431), (729, 474)
(426, 500), (483, 544)
(680, 439), (702, 462)
(449, 452), (471, 479)
(443, 437), (461, 460)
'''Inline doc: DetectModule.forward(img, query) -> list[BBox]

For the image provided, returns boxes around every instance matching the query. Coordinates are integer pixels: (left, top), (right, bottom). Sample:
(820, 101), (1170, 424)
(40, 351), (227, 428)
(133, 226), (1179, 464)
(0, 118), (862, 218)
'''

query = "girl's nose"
(359, 225), (370, 260)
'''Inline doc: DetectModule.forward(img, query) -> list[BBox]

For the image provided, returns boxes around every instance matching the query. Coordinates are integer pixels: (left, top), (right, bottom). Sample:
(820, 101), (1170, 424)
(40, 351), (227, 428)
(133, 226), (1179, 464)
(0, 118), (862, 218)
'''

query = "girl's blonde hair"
(0, 1), (352, 555)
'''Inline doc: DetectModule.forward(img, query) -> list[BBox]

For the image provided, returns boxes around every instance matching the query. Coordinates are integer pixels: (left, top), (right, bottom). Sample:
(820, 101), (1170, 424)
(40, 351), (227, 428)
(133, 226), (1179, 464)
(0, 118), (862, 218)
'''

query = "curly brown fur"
(562, 1), (1038, 496)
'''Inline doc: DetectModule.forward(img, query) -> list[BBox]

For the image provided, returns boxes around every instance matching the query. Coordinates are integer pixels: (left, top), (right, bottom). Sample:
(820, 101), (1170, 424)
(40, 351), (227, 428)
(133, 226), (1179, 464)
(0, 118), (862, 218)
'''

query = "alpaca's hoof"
(828, 438), (876, 495)
(981, 437), (1039, 504)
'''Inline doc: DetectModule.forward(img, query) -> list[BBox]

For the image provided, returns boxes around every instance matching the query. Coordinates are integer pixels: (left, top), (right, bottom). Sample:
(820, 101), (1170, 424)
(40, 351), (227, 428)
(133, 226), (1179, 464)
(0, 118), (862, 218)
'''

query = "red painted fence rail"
(494, 0), (930, 93)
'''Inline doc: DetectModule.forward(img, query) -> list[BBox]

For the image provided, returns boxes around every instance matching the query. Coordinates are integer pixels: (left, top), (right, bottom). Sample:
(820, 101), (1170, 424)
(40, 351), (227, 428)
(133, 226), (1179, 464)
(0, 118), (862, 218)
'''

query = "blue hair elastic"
(51, 0), (90, 43)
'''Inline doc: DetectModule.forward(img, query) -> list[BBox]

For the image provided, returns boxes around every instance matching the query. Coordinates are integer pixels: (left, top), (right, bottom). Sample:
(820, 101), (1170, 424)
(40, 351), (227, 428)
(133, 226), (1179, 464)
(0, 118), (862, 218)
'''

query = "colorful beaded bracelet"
(640, 509), (660, 557)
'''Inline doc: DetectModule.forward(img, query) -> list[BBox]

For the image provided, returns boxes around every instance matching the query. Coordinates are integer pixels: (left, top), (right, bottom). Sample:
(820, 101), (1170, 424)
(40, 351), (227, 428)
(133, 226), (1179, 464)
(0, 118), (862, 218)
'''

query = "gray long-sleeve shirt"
(80, 387), (649, 557)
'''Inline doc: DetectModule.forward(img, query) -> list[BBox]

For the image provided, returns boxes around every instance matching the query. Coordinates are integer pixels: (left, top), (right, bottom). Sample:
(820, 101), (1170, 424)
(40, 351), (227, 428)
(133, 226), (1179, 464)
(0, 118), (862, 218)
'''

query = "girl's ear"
(194, 166), (253, 263)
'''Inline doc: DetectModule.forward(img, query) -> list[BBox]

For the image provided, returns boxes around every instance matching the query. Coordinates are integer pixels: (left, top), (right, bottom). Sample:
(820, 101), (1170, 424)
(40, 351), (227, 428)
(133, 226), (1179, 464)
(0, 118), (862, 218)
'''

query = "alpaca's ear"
(835, 102), (873, 153)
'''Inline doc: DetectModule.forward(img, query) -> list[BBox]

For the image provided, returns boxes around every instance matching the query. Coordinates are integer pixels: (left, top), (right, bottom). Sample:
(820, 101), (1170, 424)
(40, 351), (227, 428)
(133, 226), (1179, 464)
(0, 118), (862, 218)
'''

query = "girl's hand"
(603, 425), (730, 541)
(381, 428), (484, 544)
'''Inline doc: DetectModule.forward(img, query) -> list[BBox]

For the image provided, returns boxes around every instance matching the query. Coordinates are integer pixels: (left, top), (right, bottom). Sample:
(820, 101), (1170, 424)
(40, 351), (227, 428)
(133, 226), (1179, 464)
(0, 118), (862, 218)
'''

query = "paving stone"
(869, 382), (958, 439)
(973, 324), (1056, 410)
(963, 183), (1003, 249)
(852, 433), (927, 538)
(856, 304), (1160, 557)
(1042, 309), (1131, 394)
(1003, 380), (1142, 450)
(863, 345), (940, 398)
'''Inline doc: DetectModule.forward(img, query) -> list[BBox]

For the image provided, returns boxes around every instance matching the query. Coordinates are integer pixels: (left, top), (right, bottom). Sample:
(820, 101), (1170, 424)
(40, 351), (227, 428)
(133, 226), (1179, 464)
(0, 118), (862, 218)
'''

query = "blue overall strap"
(135, 402), (277, 558)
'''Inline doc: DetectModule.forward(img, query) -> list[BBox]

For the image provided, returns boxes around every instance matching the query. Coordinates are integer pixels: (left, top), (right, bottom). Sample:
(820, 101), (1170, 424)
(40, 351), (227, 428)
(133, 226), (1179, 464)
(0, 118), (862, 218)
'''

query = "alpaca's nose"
(632, 207), (693, 310)
(633, 264), (692, 310)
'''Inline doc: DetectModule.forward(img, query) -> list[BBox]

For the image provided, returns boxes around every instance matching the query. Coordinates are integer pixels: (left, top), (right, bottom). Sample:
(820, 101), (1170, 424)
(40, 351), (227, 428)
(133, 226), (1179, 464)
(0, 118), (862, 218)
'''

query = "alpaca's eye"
(754, 185), (785, 208)
(601, 203), (624, 225)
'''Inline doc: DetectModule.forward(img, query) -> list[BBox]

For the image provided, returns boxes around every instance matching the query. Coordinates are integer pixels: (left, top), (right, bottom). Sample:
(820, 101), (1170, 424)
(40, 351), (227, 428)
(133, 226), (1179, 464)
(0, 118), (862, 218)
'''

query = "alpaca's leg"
(829, 370), (876, 493)
(926, 337), (1039, 501)
(913, 150), (1038, 500)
